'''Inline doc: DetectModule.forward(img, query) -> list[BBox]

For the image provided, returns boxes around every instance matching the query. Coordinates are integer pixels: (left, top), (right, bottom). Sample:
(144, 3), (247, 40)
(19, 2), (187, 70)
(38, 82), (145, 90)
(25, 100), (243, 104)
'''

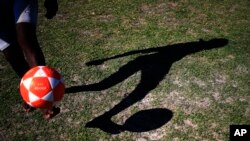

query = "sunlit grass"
(0, 0), (249, 140)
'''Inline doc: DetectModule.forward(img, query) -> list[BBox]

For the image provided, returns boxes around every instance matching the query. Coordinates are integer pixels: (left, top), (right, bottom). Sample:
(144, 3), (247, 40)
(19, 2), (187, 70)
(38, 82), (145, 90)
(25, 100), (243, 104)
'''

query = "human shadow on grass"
(66, 38), (228, 134)
(122, 108), (173, 132)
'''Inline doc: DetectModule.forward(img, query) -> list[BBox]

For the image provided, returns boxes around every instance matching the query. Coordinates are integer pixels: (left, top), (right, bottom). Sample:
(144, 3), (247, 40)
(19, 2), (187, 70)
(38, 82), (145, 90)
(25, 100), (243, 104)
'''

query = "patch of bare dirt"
(161, 90), (212, 115)
(245, 107), (250, 118)
(184, 119), (198, 129)
(224, 97), (234, 104)
(194, 97), (211, 108)
(76, 28), (103, 38)
(140, 2), (178, 16)
(138, 93), (156, 109)
(135, 128), (168, 141)
(215, 73), (227, 84)
(93, 14), (115, 23)
(192, 77), (206, 88)
(172, 76), (190, 87)
(212, 132), (224, 141)
(158, 15), (182, 29)
(219, 55), (235, 63)
(212, 92), (221, 101)
(236, 65), (249, 74)
(121, 16), (147, 29)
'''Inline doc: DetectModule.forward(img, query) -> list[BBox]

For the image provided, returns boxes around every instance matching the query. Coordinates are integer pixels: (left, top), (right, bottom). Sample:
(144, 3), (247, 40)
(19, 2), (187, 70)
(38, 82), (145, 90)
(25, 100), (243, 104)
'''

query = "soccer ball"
(20, 66), (65, 109)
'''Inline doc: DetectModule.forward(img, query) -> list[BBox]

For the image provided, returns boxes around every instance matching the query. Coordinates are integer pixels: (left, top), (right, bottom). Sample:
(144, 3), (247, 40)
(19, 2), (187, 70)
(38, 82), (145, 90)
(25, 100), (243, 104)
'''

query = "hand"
(86, 60), (105, 66)
(200, 38), (229, 50)
(44, 0), (58, 19)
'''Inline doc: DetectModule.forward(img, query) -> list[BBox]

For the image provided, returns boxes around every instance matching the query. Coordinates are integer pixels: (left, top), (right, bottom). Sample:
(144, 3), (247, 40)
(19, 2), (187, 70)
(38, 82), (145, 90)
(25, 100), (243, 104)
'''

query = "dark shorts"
(0, 0), (38, 51)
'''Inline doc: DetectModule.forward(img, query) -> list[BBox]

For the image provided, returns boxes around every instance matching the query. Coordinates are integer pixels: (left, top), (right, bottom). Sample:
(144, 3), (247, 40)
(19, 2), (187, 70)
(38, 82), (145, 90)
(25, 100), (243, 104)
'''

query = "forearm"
(16, 23), (45, 67)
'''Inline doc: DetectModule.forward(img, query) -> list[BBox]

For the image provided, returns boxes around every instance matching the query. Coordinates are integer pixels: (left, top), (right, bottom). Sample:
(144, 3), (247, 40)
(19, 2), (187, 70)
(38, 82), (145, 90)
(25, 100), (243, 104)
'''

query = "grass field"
(0, 0), (249, 140)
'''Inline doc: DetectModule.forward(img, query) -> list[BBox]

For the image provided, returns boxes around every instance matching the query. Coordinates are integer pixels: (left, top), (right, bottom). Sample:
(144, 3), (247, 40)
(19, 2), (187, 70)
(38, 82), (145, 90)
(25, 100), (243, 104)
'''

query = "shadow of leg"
(85, 113), (125, 134)
(85, 66), (168, 134)
(66, 59), (140, 93)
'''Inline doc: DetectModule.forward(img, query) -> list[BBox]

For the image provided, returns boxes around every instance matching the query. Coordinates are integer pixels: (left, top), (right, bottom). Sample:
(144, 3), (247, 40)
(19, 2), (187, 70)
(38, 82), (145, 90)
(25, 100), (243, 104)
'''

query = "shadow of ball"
(123, 108), (173, 132)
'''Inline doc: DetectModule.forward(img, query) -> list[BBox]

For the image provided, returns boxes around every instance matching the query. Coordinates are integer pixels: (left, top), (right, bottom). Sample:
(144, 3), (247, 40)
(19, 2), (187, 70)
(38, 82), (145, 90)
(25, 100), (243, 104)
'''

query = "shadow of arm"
(86, 47), (160, 66)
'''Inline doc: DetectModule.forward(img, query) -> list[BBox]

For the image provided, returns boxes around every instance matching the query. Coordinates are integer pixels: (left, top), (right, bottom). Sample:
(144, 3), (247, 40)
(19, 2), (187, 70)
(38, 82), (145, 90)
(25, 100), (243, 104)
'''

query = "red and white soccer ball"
(19, 66), (65, 109)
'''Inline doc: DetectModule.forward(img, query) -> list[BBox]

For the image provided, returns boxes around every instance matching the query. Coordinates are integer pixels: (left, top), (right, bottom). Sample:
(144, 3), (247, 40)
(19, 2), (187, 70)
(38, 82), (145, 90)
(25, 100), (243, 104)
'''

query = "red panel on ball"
(22, 66), (40, 80)
(29, 77), (52, 98)
(31, 99), (53, 109)
(42, 67), (61, 79)
(53, 82), (65, 101)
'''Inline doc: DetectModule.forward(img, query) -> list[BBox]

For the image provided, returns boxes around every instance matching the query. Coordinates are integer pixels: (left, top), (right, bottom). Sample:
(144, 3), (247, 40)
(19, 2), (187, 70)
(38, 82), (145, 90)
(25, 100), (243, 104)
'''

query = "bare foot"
(85, 114), (124, 134)
(22, 102), (36, 113)
(43, 107), (60, 120)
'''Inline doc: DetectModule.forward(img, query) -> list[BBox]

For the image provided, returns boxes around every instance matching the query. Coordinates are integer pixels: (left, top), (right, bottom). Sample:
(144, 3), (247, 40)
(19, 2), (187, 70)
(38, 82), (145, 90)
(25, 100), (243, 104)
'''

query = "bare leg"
(6, 22), (46, 112)
(16, 23), (45, 67)
(2, 44), (29, 78)
(85, 64), (170, 134)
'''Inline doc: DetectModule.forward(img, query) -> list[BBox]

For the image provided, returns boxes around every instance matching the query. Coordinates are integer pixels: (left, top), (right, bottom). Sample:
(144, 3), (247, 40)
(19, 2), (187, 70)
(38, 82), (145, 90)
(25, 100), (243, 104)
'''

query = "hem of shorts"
(0, 41), (10, 51)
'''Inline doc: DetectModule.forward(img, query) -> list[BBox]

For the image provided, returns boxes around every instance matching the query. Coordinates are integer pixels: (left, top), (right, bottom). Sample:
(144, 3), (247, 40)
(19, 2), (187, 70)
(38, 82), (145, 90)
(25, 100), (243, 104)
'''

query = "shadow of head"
(123, 108), (173, 132)
(200, 38), (229, 50)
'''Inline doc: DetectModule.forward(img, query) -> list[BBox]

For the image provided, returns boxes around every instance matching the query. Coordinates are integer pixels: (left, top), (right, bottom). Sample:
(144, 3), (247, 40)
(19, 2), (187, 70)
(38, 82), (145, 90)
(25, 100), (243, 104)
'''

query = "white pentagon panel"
(33, 69), (47, 77)
(22, 77), (33, 90)
(28, 91), (40, 102)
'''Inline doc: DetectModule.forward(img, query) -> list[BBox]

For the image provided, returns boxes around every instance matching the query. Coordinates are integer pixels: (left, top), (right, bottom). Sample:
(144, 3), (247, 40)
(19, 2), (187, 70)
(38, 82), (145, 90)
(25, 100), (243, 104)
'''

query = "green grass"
(0, 0), (249, 140)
